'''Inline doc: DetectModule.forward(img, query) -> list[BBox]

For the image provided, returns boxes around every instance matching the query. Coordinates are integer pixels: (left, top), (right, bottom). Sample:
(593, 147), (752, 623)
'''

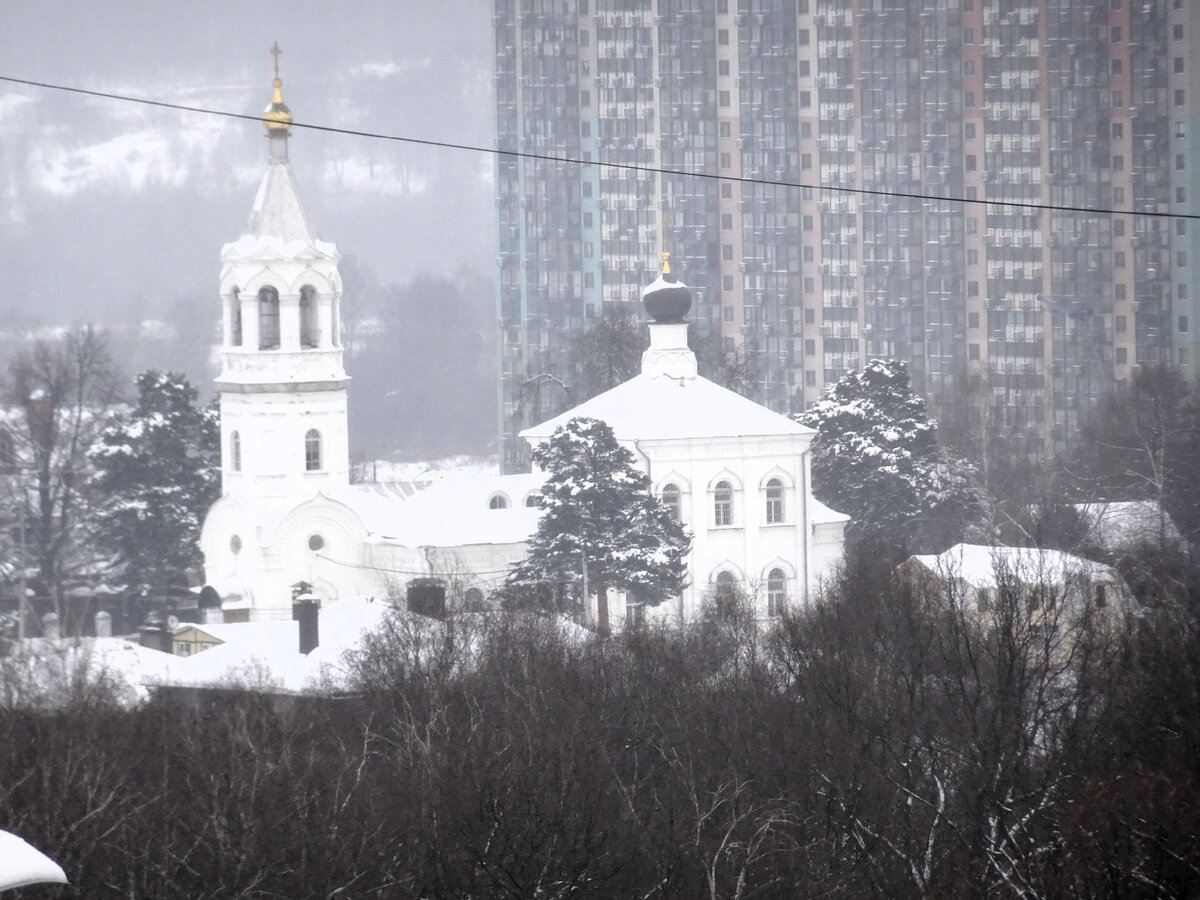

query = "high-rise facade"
(494, 0), (1198, 469)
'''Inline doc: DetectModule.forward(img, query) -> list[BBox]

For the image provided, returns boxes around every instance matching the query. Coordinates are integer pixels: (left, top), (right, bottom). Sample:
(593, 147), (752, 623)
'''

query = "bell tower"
(215, 44), (350, 507)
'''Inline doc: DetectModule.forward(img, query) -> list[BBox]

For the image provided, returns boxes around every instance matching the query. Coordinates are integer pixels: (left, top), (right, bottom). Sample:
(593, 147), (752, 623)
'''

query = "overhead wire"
(315, 552), (516, 580)
(2, 72), (1197, 222)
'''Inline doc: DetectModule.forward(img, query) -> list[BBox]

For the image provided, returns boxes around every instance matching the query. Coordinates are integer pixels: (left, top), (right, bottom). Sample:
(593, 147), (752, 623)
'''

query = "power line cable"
(315, 552), (515, 580)
(3, 73), (1196, 221)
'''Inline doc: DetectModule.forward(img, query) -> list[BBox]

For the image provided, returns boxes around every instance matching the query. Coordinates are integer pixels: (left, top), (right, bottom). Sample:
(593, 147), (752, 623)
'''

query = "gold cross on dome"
(271, 41), (283, 78)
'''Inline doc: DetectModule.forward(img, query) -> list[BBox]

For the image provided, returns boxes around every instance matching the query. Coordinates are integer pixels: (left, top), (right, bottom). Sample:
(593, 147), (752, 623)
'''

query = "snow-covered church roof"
(220, 69), (337, 263)
(347, 472), (545, 548)
(522, 372), (814, 444)
(243, 161), (320, 245)
(524, 258), (814, 445)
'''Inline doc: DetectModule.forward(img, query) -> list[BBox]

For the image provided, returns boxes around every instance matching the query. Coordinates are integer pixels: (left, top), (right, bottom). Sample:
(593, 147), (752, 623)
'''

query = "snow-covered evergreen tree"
(507, 417), (690, 633)
(796, 360), (979, 556)
(90, 371), (219, 594)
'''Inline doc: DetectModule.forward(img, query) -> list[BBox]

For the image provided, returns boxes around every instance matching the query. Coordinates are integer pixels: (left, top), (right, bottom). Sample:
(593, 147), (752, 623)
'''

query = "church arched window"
(304, 429), (322, 471)
(230, 288), (243, 347)
(713, 480), (733, 527)
(299, 285), (319, 348)
(230, 430), (242, 472)
(488, 493), (510, 510)
(661, 483), (682, 521)
(258, 286), (280, 349)
(765, 478), (784, 524)
(767, 568), (787, 616)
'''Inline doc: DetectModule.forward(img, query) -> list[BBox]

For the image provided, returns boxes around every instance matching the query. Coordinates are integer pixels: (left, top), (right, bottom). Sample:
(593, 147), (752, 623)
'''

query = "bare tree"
(569, 302), (647, 401)
(779, 556), (1130, 898)
(1, 326), (122, 632)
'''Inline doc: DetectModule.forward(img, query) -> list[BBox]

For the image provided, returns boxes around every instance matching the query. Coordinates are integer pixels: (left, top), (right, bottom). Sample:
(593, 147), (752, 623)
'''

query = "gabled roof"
(521, 371), (815, 444)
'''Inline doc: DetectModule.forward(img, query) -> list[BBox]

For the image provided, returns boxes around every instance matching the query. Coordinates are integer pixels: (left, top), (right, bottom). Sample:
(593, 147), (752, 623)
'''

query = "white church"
(198, 68), (847, 629)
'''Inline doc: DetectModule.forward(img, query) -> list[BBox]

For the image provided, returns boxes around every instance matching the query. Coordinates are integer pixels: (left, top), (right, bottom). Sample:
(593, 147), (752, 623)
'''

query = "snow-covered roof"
(145, 596), (393, 694)
(907, 543), (1120, 591)
(521, 369), (815, 444)
(358, 472), (546, 548)
(810, 496), (851, 526)
(1, 637), (183, 709)
(219, 160), (338, 262)
(1073, 500), (1184, 550)
(0, 830), (68, 891)
(246, 158), (318, 243)
(338, 480), (431, 536)
(174, 620), (296, 647)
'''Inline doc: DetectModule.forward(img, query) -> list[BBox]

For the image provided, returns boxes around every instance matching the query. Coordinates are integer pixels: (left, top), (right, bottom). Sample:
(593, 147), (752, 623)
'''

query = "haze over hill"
(1, 1), (496, 453)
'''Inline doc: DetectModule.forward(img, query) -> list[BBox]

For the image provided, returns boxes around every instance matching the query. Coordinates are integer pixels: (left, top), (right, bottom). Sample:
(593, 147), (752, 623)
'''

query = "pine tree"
(508, 417), (690, 633)
(90, 371), (219, 595)
(797, 359), (980, 558)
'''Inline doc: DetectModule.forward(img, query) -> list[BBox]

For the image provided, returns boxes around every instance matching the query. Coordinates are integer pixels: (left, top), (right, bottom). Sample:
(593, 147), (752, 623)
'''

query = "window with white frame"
(765, 478), (784, 523)
(767, 568), (787, 616)
(661, 483), (682, 521)
(230, 430), (241, 472)
(304, 429), (321, 471)
(713, 480), (733, 526)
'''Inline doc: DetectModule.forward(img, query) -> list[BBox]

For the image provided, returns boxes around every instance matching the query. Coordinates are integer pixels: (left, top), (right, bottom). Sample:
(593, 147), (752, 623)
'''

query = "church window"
(300, 285), (319, 348)
(230, 431), (242, 472)
(488, 493), (509, 510)
(765, 478), (784, 523)
(258, 286), (280, 349)
(767, 568), (787, 616)
(231, 288), (243, 346)
(305, 429), (322, 471)
(714, 480), (733, 526)
(308, 534), (325, 552)
(524, 492), (540, 507)
(662, 483), (682, 521)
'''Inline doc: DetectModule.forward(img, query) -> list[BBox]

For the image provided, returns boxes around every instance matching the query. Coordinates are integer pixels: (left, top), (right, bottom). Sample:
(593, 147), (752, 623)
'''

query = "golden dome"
(263, 42), (292, 133)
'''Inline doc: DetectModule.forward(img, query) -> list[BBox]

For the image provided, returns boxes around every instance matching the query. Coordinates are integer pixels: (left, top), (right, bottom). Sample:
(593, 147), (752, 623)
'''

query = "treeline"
(3, 552), (1198, 898)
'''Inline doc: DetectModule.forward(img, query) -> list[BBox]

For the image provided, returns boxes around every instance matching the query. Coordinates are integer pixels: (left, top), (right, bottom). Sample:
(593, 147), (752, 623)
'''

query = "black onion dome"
(641, 269), (692, 323)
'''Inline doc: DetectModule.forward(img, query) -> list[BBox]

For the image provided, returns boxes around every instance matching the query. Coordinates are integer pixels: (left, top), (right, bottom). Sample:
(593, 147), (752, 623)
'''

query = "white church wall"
(615, 435), (819, 621)
(220, 389), (350, 502)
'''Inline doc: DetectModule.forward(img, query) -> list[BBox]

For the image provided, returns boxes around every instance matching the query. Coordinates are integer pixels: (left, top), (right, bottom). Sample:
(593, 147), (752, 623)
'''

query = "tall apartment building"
(494, 0), (1199, 470)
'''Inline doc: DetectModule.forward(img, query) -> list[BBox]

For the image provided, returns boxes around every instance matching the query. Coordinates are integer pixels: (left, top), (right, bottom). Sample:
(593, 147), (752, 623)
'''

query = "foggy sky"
(0, 1), (494, 343)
